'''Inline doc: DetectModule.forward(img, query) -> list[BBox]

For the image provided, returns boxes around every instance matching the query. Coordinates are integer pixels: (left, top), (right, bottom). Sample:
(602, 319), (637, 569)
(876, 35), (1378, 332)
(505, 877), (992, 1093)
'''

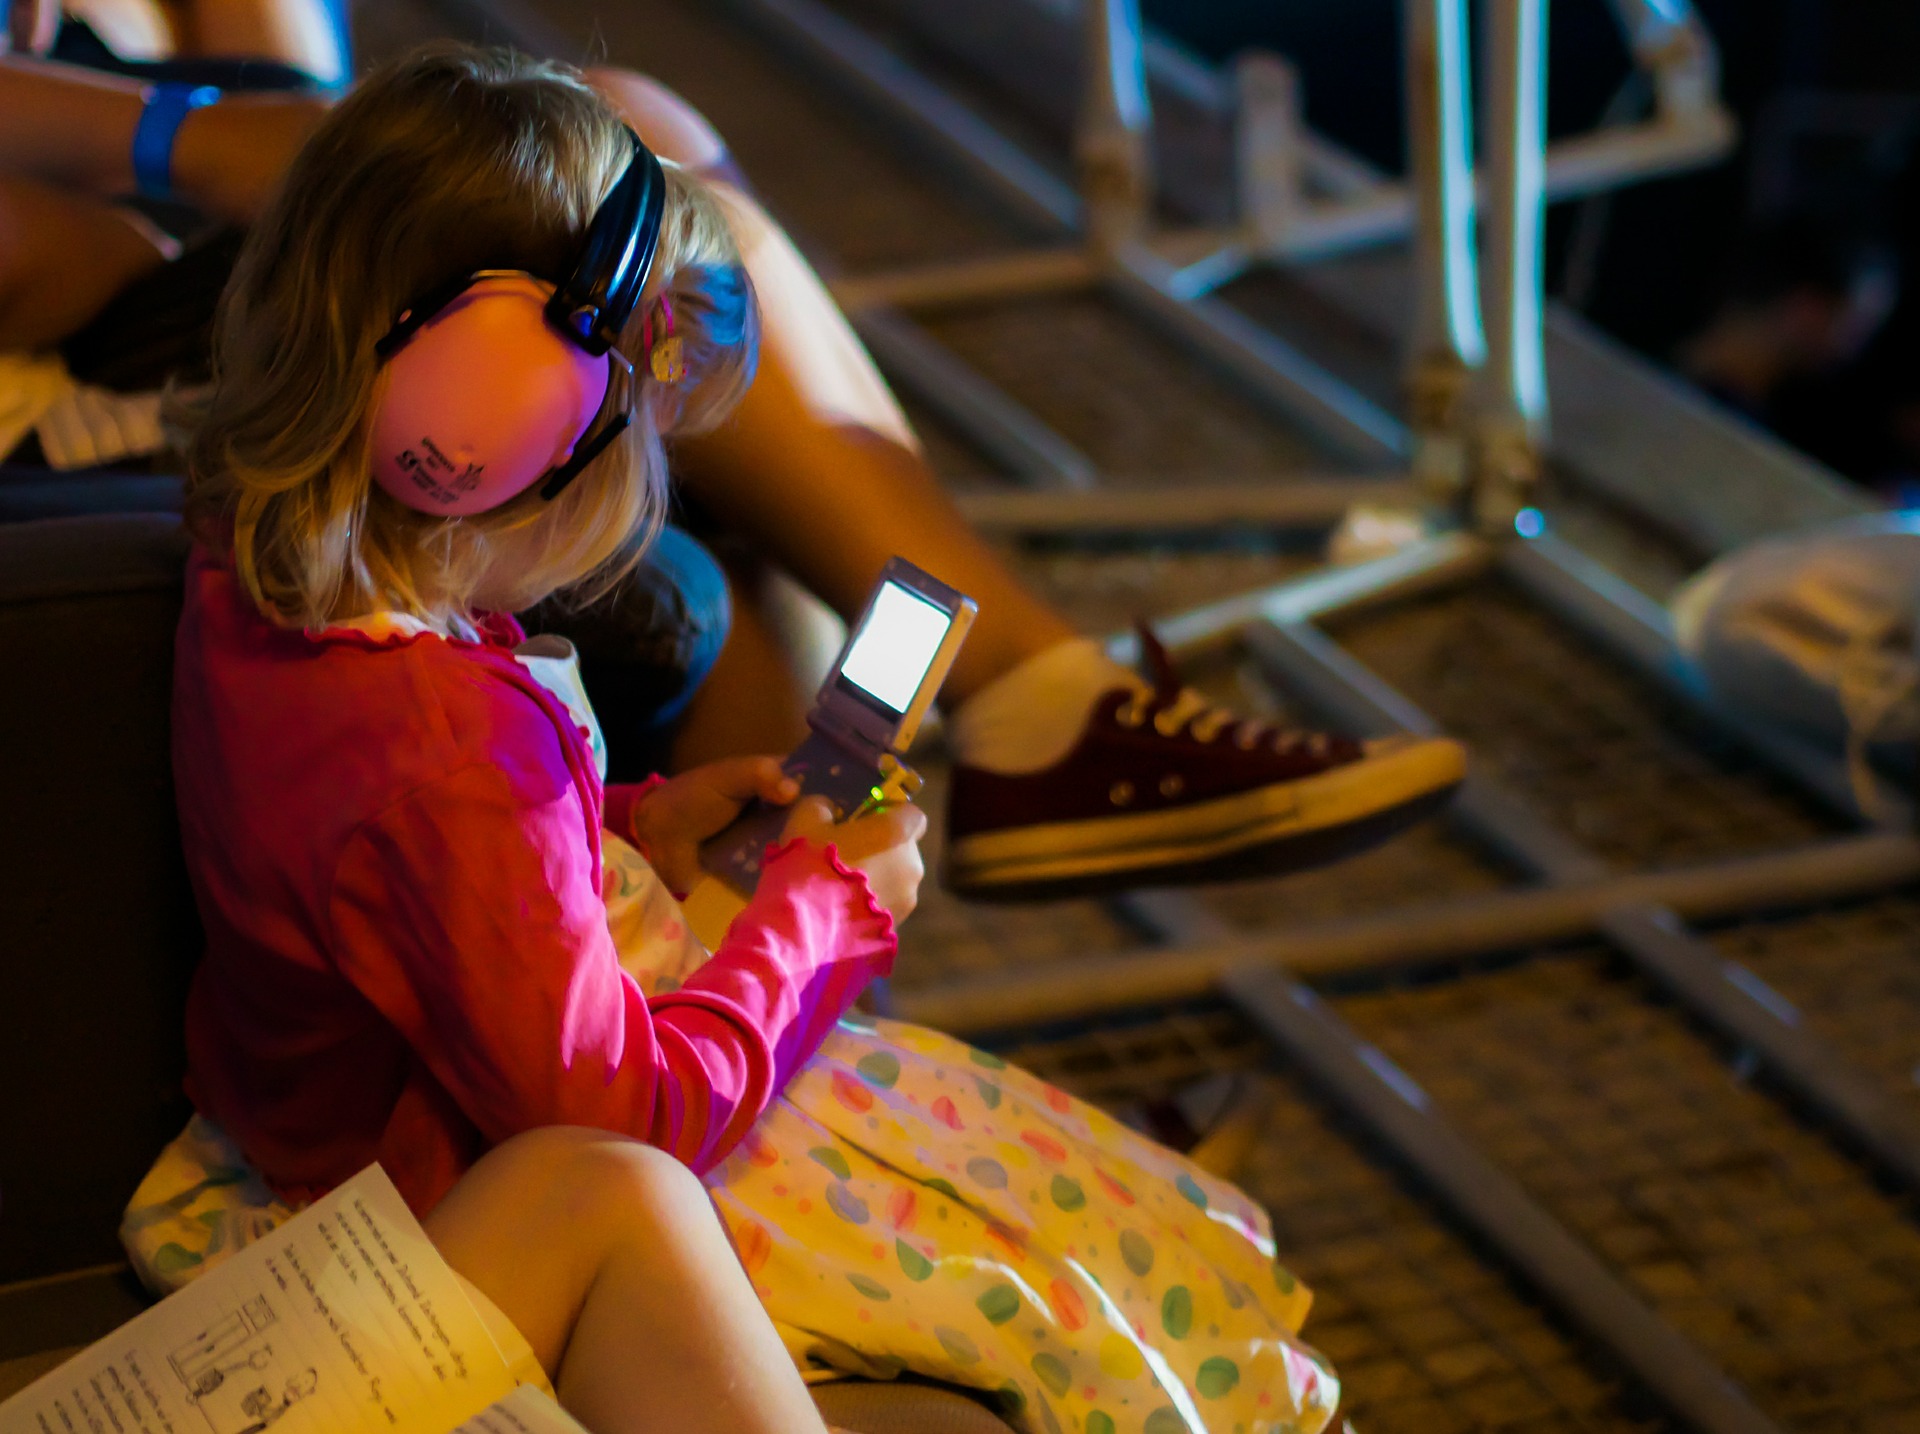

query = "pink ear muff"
(368, 273), (613, 516)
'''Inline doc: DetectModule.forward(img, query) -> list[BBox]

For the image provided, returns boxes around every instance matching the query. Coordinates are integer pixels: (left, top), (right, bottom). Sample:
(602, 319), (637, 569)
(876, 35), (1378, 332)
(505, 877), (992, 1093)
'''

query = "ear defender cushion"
(368, 274), (613, 516)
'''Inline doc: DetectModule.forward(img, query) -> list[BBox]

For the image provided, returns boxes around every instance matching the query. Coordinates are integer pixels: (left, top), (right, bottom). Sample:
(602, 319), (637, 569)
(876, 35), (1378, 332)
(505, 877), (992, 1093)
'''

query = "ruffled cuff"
(753, 836), (897, 976)
(603, 774), (671, 853)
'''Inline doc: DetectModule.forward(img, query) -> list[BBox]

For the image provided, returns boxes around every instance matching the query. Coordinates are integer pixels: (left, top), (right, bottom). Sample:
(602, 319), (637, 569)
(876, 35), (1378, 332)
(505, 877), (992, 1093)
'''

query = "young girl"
(138, 44), (1345, 1434)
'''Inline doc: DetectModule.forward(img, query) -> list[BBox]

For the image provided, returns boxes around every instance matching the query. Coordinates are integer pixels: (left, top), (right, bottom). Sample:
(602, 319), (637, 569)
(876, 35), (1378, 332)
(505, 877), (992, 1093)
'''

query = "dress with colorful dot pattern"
(604, 835), (1341, 1434)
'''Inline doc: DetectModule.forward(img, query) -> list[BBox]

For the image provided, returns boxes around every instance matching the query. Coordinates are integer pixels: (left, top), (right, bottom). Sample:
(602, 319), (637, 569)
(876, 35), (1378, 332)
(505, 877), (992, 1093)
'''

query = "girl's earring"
(645, 296), (686, 384)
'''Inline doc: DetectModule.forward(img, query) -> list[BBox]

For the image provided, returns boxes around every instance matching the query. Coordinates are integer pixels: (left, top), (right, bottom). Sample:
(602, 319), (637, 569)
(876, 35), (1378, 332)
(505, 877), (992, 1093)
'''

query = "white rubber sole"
(946, 736), (1466, 892)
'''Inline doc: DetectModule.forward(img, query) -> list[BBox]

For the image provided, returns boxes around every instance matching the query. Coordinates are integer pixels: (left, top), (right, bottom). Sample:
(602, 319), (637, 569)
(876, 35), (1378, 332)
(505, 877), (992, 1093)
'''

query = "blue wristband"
(132, 83), (222, 201)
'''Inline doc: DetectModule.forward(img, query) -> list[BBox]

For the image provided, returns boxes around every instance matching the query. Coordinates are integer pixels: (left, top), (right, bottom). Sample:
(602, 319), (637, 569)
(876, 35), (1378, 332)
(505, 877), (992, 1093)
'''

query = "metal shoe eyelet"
(1109, 780), (1136, 806)
(1153, 710), (1185, 738)
(1115, 699), (1149, 729)
(1159, 773), (1185, 798)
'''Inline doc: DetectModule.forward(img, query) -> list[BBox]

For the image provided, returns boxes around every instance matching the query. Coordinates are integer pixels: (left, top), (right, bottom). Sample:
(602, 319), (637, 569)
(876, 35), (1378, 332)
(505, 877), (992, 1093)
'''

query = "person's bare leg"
(587, 71), (1077, 707)
(0, 177), (168, 348)
(668, 560), (818, 770)
(577, 67), (1466, 897)
(165, 0), (345, 81)
(425, 1127), (829, 1434)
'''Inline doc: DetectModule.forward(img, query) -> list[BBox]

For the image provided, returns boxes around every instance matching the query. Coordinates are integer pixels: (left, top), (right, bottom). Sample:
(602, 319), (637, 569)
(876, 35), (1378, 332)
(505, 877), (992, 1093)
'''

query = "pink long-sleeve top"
(172, 547), (895, 1216)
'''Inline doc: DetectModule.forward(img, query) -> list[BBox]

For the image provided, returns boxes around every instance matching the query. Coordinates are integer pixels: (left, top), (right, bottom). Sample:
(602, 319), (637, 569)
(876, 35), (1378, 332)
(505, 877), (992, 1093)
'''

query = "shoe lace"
(1116, 623), (1334, 756)
(1837, 614), (1919, 823)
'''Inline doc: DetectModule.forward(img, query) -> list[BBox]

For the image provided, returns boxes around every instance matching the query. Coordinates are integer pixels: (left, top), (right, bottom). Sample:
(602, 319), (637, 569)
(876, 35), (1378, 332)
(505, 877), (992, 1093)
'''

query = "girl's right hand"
(781, 797), (927, 925)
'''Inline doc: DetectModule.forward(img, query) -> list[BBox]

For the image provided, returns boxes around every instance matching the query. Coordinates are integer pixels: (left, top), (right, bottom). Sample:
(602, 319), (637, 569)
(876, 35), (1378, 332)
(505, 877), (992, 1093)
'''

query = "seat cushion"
(0, 514), (197, 1283)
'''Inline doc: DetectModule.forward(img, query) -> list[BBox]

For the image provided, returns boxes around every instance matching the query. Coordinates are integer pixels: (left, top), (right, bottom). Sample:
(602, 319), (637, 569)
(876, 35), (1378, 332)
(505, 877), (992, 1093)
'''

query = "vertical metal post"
(1405, 0), (1487, 510)
(1473, 0), (1551, 532)
(1234, 50), (1308, 248)
(1077, 0), (1156, 252)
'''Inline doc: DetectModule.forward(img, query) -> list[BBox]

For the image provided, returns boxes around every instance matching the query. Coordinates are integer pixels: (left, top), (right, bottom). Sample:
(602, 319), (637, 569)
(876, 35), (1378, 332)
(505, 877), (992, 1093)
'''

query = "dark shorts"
(49, 11), (347, 91)
(524, 525), (733, 782)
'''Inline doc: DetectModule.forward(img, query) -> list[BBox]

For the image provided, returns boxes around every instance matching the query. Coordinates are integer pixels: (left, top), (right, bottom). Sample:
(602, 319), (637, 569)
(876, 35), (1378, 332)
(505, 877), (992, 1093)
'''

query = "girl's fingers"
(829, 804), (927, 863)
(779, 796), (838, 843)
(863, 804), (928, 845)
(697, 755), (796, 805)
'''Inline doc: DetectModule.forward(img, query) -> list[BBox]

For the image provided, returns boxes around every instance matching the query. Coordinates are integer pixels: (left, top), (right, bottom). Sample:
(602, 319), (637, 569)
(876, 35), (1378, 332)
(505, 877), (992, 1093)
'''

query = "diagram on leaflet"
(168, 1297), (318, 1434)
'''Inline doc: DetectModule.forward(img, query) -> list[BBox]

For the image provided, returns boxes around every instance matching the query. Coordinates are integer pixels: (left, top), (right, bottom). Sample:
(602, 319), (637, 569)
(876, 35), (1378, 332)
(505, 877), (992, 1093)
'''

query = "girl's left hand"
(630, 756), (799, 893)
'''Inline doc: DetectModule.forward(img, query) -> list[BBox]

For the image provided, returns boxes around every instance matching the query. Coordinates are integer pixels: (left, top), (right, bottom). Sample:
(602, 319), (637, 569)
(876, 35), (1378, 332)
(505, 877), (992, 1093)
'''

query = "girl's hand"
(632, 757), (798, 894)
(781, 797), (927, 926)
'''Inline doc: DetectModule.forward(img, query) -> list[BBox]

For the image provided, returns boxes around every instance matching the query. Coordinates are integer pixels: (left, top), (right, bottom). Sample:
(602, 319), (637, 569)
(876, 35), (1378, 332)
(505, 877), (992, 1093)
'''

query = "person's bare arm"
(0, 55), (325, 221)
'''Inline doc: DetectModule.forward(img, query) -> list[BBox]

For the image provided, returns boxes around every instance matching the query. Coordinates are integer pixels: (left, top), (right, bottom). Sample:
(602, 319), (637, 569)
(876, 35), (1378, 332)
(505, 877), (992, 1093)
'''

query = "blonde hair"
(179, 44), (758, 632)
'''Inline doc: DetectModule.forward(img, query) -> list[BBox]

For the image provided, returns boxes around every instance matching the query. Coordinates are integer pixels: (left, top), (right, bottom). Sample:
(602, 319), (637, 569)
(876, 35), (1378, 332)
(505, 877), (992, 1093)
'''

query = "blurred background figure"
(4, 0), (344, 82)
(1156, 0), (1920, 502)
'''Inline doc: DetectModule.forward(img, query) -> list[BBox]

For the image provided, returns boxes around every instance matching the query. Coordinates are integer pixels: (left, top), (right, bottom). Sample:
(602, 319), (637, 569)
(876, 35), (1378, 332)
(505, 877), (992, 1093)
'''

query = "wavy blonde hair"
(179, 44), (757, 632)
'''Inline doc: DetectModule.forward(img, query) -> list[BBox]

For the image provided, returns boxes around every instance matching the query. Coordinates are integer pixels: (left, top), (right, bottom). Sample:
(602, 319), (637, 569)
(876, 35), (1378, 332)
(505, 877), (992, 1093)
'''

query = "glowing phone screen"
(839, 582), (953, 713)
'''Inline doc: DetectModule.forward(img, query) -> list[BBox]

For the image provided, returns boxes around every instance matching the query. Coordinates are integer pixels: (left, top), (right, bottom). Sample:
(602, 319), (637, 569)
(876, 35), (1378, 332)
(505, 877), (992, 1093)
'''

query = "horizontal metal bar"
(1502, 532), (1913, 826)
(1249, 616), (1920, 1190)
(1103, 715), (1780, 1434)
(1151, 110), (1734, 292)
(850, 310), (1098, 489)
(1105, 247), (1411, 462)
(954, 475), (1415, 534)
(731, 0), (1079, 233)
(1225, 970), (1785, 1434)
(829, 248), (1100, 313)
(896, 831), (1920, 1033)
(734, 0), (1405, 464)
(1109, 531), (1493, 666)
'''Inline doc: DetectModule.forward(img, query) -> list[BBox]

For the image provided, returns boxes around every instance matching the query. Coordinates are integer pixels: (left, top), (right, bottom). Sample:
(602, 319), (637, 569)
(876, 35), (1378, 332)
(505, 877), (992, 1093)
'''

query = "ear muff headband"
(368, 129), (666, 517)
(548, 132), (665, 357)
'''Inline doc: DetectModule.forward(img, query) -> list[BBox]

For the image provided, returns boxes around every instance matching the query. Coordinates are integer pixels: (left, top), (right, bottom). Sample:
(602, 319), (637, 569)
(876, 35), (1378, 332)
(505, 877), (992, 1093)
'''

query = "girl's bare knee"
(575, 1138), (709, 1229)
(488, 1128), (708, 1239)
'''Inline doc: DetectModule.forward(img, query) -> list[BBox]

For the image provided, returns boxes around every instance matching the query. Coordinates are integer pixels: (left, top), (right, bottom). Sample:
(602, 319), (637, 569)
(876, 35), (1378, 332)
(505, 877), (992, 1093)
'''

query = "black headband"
(546, 129), (666, 358)
(376, 128), (666, 362)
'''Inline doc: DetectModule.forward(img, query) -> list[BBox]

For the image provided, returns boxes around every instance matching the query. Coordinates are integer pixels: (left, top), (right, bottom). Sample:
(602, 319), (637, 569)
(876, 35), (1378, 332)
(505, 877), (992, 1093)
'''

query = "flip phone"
(698, 557), (976, 896)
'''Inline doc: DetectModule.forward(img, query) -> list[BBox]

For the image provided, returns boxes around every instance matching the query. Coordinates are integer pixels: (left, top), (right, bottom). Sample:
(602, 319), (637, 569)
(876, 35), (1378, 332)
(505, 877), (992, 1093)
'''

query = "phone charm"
(645, 295), (686, 384)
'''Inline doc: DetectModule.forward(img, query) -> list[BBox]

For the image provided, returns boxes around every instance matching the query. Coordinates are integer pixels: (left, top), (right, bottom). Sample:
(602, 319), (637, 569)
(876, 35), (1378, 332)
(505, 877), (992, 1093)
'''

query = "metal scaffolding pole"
(1470, 0), (1551, 529)
(1099, 845), (1791, 1434)
(1405, 0), (1486, 505)
(729, 0), (1404, 461)
(1245, 616), (1920, 1190)
(850, 310), (1099, 489)
(1225, 969), (1785, 1434)
(952, 476), (1421, 535)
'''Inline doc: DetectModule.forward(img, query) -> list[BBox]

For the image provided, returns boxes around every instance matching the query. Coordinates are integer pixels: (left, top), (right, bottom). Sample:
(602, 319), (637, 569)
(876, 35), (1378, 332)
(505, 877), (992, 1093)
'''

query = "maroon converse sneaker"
(944, 628), (1466, 900)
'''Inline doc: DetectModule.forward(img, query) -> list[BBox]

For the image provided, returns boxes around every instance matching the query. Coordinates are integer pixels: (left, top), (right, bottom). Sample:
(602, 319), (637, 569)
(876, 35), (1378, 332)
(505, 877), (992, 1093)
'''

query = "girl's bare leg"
(425, 1127), (829, 1434)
